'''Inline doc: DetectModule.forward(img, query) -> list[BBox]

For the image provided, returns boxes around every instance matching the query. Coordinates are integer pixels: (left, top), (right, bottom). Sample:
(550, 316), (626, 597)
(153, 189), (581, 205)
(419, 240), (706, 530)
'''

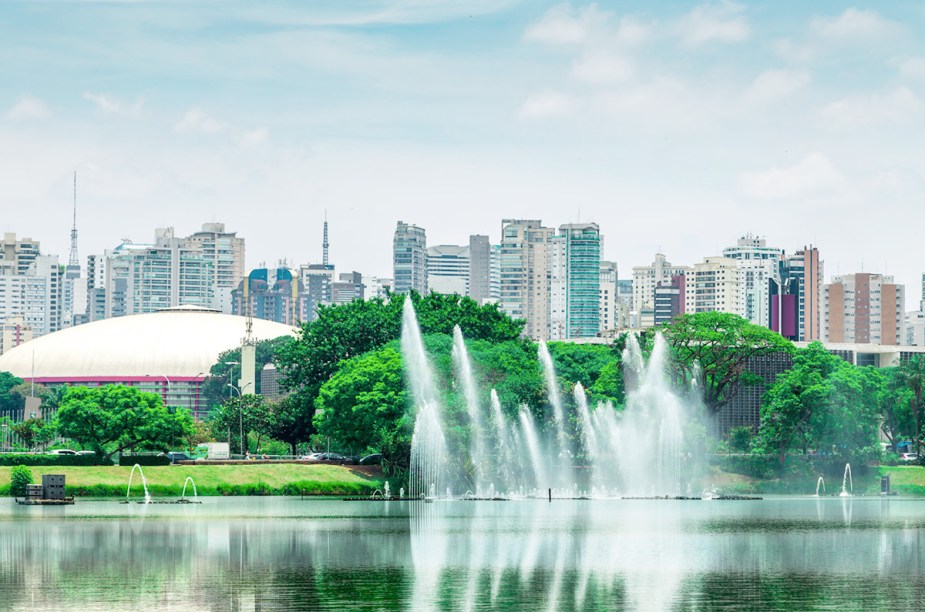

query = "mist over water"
(403, 302), (694, 498)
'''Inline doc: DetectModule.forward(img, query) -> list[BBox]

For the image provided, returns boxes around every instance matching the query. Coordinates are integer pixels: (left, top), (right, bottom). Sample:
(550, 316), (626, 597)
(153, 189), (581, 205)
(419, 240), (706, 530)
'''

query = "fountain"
(180, 476), (197, 499)
(840, 464), (853, 497)
(816, 476), (826, 497)
(126, 464), (151, 504)
(384, 482), (391, 499)
(404, 304), (696, 499)
(404, 299), (449, 499)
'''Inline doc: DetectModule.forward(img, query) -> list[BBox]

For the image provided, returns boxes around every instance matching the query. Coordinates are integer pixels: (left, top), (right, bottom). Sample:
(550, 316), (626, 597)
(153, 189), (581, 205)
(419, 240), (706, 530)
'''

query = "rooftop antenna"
(322, 210), (329, 267)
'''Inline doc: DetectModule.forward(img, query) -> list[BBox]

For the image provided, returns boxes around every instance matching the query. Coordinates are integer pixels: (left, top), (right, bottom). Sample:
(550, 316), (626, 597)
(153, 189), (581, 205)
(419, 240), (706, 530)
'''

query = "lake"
(0, 496), (923, 610)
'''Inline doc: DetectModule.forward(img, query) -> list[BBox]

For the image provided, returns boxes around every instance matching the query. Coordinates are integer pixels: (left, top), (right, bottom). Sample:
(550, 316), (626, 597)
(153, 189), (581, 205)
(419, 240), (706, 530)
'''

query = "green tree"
(894, 355), (925, 455)
(266, 395), (313, 456)
(728, 426), (754, 453)
(0, 372), (24, 417)
(56, 385), (194, 462)
(208, 394), (268, 455)
(662, 312), (794, 415)
(314, 346), (408, 455)
(11, 418), (54, 450)
(756, 343), (839, 464)
(276, 292), (525, 442)
(756, 343), (881, 465)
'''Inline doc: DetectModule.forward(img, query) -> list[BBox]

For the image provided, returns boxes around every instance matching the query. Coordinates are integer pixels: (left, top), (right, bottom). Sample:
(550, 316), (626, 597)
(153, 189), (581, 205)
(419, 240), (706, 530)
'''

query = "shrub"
(10, 465), (32, 497)
(118, 455), (170, 467)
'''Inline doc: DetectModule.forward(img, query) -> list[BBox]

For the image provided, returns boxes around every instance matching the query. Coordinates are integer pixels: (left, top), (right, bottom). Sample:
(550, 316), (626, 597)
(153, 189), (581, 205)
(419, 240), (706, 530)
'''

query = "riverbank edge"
(0, 464), (385, 497)
(712, 465), (925, 496)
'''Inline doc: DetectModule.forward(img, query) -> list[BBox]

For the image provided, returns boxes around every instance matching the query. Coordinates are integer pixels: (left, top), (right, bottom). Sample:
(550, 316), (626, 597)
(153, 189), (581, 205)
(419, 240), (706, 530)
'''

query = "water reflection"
(0, 497), (923, 610)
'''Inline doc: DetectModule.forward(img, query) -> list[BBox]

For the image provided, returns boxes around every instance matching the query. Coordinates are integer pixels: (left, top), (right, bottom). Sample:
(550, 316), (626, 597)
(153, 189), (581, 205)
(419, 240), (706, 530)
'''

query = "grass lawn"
(0, 463), (384, 497)
(879, 465), (925, 495)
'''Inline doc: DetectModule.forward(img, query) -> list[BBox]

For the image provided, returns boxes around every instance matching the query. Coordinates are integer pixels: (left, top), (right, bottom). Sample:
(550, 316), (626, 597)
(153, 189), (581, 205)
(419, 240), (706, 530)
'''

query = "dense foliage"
(56, 386), (193, 462)
(661, 312), (795, 414)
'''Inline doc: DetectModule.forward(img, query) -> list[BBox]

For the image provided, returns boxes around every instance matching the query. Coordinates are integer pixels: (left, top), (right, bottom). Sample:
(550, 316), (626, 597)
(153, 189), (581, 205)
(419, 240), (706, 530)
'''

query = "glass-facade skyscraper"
(559, 223), (601, 338)
(393, 221), (427, 294)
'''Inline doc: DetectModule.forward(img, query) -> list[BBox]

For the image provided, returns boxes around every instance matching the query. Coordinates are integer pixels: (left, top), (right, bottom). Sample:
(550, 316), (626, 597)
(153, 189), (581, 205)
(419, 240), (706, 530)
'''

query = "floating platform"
(15, 497), (75, 506)
(119, 499), (203, 504)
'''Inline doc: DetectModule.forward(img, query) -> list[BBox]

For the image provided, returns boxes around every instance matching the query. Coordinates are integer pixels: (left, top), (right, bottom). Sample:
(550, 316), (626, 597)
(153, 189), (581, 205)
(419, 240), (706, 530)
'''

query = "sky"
(1, 0), (924, 302)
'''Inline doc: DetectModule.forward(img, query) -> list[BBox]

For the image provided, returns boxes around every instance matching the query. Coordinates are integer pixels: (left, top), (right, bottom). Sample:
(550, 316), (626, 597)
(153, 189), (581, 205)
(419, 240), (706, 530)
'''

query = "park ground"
(0, 463), (384, 497)
(710, 465), (925, 496)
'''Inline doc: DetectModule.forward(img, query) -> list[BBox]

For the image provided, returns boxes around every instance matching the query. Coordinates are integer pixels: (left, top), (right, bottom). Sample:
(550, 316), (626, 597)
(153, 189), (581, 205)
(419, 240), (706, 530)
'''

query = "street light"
(226, 381), (253, 457)
(224, 362), (238, 450)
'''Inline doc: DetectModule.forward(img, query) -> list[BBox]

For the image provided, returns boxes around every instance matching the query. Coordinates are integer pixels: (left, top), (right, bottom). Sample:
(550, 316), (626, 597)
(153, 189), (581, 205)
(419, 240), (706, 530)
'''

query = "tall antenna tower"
(322, 210), (330, 266)
(66, 171), (80, 278)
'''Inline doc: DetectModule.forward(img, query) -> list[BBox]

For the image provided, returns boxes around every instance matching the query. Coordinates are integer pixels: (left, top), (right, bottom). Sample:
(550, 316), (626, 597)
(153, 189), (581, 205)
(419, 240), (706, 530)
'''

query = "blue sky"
(1, 1), (924, 299)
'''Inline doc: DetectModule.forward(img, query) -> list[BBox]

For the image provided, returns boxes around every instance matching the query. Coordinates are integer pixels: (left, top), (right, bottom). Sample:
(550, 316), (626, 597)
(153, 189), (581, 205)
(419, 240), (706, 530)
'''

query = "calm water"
(0, 496), (923, 611)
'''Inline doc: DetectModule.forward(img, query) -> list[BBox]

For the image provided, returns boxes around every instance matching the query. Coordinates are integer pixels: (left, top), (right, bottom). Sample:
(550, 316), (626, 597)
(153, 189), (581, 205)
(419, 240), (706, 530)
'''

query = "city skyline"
(1, 1), (924, 293)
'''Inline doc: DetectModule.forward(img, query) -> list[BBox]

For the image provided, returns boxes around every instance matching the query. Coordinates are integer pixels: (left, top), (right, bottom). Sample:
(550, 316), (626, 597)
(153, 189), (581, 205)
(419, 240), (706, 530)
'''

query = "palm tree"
(894, 355), (925, 455)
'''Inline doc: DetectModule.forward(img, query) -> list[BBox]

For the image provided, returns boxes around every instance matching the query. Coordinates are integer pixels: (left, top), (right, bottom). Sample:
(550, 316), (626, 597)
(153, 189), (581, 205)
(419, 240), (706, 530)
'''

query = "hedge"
(118, 455), (170, 467)
(0, 454), (110, 467)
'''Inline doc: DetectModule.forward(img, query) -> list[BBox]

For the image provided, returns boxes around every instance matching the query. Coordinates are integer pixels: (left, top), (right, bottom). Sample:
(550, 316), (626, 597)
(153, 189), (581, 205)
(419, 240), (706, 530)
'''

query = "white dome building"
(0, 306), (296, 419)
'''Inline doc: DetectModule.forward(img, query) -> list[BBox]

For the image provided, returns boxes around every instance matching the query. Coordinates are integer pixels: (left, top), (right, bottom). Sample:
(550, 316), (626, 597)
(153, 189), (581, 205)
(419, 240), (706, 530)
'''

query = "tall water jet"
(614, 333), (685, 495)
(519, 406), (548, 492)
(452, 325), (486, 492)
(403, 299), (448, 498)
(538, 341), (568, 457)
(126, 464), (151, 504)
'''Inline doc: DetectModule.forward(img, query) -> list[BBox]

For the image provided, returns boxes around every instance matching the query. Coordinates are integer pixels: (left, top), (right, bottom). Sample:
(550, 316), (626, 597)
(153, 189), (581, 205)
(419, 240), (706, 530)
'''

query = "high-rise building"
(427, 245), (470, 296)
(654, 274), (686, 325)
(771, 246), (823, 341)
(300, 263), (335, 308)
(824, 273), (904, 345)
(232, 267), (309, 325)
(468, 235), (492, 303)
(616, 279), (634, 329)
(332, 272), (365, 304)
(393, 221), (427, 295)
(499, 219), (554, 339)
(85, 254), (107, 322)
(599, 261), (618, 334)
(183, 222), (245, 314)
(559, 222), (601, 338)
(0, 233), (41, 276)
(632, 254), (690, 328)
(0, 254), (64, 339)
(363, 276), (393, 300)
(684, 257), (744, 316)
(103, 229), (213, 317)
(722, 235), (783, 326)
(905, 310), (925, 346)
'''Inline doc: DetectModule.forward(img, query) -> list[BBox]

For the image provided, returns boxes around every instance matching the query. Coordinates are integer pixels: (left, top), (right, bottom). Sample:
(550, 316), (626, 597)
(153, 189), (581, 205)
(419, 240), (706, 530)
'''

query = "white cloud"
(524, 3), (612, 45)
(893, 56), (925, 80)
(820, 86), (921, 129)
(235, 127), (269, 148)
(738, 152), (843, 200)
(83, 92), (145, 118)
(571, 53), (634, 84)
(746, 69), (810, 102)
(810, 8), (899, 40)
(518, 91), (578, 119)
(6, 95), (50, 120)
(174, 108), (227, 134)
(679, 1), (749, 46)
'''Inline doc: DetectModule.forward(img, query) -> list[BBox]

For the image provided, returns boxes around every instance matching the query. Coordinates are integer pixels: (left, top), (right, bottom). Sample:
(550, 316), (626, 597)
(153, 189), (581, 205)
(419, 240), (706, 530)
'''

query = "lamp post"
(227, 381), (253, 457)
(224, 362), (238, 450)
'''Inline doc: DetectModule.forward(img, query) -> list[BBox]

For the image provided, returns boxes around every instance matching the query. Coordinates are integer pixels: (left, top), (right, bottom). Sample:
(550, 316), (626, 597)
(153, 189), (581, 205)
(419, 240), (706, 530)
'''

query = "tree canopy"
(893, 355), (925, 455)
(754, 342), (880, 465)
(661, 312), (794, 414)
(56, 385), (193, 461)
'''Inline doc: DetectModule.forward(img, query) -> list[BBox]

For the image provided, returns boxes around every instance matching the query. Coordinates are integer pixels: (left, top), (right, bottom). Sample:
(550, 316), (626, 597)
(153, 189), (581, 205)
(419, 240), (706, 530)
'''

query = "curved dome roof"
(0, 306), (297, 379)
